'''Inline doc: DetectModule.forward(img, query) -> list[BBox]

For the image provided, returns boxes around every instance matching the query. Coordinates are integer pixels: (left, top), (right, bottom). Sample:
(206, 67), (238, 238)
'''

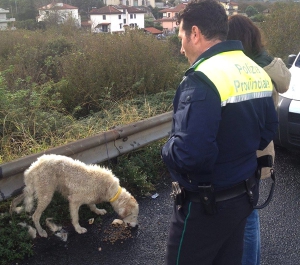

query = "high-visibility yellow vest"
(192, 50), (273, 106)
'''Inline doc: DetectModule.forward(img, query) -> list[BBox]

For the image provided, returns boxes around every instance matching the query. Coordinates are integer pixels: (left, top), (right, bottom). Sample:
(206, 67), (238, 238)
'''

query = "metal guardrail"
(0, 112), (173, 201)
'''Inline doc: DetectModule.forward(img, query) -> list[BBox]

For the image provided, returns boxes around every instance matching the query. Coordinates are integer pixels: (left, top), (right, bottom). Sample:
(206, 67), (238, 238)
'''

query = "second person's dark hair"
(227, 15), (263, 59)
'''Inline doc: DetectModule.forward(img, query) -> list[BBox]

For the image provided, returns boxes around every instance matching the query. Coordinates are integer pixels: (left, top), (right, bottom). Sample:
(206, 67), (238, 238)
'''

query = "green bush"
(110, 140), (168, 195)
(0, 212), (33, 265)
(15, 19), (40, 30)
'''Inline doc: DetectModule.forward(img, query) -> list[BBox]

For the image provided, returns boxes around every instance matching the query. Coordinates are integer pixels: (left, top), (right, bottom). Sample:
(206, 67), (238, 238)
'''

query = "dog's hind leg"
(88, 204), (107, 215)
(32, 193), (54, 238)
(68, 195), (87, 234)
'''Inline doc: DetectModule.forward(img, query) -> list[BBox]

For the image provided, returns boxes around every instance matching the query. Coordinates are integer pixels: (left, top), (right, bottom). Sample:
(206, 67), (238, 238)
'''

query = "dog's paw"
(38, 229), (48, 238)
(75, 226), (87, 234)
(95, 209), (107, 215)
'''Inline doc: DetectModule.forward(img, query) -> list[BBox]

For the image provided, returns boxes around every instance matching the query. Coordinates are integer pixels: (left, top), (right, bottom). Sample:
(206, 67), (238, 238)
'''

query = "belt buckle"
(198, 184), (213, 189)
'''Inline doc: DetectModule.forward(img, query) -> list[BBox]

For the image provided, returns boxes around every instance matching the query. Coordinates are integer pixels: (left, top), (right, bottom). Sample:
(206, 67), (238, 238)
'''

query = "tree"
(245, 5), (258, 17)
(260, 2), (300, 59)
(252, 2), (271, 13)
(237, 1), (270, 14)
(149, 6), (163, 19)
(15, 0), (37, 21)
(251, 13), (265, 23)
(238, 2), (249, 13)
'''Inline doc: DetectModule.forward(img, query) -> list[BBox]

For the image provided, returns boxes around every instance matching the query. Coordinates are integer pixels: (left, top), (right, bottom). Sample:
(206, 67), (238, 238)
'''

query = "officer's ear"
(191, 25), (202, 43)
(191, 25), (198, 37)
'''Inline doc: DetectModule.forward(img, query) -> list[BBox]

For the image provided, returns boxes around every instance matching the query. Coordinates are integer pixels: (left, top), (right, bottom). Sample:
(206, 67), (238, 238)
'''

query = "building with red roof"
(155, 3), (187, 34)
(89, 5), (146, 33)
(144, 27), (163, 35)
(37, 2), (81, 27)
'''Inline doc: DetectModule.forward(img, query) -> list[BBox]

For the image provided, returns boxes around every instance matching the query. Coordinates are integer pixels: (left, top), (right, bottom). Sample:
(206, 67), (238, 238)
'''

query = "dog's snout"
(127, 222), (138, 231)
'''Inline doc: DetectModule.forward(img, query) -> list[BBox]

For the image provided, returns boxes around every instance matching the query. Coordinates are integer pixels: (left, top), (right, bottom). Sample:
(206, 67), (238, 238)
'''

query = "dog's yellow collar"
(109, 186), (122, 202)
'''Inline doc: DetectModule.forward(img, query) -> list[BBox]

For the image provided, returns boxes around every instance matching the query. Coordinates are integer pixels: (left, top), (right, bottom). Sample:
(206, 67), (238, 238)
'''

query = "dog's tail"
(23, 168), (36, 213)
(10, 193), (25, 215)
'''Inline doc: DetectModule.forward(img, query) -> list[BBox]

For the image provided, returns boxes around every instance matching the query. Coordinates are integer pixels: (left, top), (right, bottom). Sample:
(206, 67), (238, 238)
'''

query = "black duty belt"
(183, 175), (256, 203)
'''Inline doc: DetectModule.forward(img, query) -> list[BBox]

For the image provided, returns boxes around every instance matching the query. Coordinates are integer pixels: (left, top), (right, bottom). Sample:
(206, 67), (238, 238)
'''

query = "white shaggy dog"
(11, 154), (139, 238)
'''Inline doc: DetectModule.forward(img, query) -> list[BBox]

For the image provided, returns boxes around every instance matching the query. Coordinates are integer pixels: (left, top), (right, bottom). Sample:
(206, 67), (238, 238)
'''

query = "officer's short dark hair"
(177, 0), (228, 41)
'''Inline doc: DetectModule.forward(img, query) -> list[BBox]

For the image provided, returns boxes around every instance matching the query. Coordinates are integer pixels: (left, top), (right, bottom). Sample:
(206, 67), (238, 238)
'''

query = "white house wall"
(38, 8), (80, 24)
(134, 13), (144, 28)
(104, 0), (121, 5)
(90, 13), (121, 32)
(104, 0), (155, 7)
(90, 11), (144, 33)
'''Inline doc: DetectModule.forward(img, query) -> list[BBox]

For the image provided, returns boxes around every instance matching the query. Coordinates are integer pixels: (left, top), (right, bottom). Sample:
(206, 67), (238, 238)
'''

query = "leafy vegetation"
(259, 2), (300, 60)
(0, 211), (34, 265)
(0, 29), (184, 163)
(245, 5), (259, 17)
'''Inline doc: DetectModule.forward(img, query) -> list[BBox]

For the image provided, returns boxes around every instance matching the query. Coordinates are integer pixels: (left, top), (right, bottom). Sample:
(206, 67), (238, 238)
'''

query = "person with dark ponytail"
(228, 14), (291, 265)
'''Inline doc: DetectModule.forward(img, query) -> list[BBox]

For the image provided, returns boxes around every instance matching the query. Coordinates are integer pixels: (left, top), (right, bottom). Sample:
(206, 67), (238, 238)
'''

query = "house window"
(120, 23), (122, 29)
(129, 23), (137, 29)
(123, 19), (126, 24)
(103, 15), (106, 20)
(119, 15), (121, 19)
(102, 25), (108, 32)
(167, 13), (170, 18)
(134, 14), (136, 19)
(133, 0), (138, 6)
(130, 14), (133, 19)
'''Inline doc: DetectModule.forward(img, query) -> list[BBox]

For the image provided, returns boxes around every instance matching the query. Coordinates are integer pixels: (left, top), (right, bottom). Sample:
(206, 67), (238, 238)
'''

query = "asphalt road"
(17, 146), (300, 265)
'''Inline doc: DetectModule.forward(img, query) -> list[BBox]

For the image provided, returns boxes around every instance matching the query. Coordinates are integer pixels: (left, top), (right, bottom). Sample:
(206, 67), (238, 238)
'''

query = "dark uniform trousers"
(165, 181), (259, 265)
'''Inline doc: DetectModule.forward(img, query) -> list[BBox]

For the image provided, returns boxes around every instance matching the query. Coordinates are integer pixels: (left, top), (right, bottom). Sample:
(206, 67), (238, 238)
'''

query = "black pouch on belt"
(198, 185), (217, 215)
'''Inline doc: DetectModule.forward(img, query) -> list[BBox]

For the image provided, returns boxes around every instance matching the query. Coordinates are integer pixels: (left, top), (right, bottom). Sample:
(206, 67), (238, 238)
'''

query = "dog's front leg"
(68, 195), (87, 234)
(88, 204), (107, 215)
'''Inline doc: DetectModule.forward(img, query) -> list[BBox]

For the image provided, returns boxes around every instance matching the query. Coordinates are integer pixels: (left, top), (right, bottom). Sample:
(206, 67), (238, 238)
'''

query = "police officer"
(161, 1), (278, 264)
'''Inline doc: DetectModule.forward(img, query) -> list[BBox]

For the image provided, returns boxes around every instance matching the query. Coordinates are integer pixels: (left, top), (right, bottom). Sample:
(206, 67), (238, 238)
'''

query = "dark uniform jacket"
(161, 41), (278, 192)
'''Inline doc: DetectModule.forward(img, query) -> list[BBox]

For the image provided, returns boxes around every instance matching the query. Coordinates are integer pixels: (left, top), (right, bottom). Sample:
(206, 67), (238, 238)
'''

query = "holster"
(198, 185), (217, 215)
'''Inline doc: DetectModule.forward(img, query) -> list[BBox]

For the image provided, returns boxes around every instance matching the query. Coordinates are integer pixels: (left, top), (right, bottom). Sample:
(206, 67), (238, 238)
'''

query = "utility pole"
(15, 0), (18, 15)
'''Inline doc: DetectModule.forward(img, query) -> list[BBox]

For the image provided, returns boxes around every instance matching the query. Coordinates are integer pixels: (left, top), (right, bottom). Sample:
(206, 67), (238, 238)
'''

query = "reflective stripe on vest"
(193, 50), (273, 107)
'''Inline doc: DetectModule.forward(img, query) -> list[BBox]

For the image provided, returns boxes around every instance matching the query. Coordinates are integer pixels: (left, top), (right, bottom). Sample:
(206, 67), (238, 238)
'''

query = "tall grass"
(0, 29), (186, 163)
